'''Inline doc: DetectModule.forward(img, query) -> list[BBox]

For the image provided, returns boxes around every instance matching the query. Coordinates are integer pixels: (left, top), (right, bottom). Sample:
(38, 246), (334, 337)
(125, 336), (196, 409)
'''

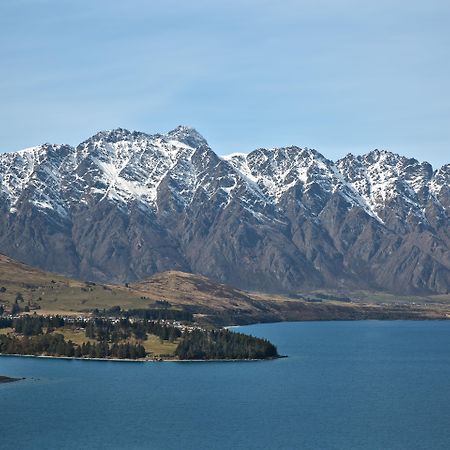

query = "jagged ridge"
(0, 126), (449, 294)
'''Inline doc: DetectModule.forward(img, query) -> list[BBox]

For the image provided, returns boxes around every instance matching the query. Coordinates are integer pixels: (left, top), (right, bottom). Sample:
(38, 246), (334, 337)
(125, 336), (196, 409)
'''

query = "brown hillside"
(1, 254), (449, 325)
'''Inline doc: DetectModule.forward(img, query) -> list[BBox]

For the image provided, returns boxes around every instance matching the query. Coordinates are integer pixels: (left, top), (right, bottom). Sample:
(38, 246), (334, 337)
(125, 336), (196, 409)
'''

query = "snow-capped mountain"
(0, 126), (449, 294)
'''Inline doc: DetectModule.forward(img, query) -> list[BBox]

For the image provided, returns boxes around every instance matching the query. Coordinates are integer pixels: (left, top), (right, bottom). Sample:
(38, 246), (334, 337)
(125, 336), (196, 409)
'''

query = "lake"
(1, 321), (450, 449)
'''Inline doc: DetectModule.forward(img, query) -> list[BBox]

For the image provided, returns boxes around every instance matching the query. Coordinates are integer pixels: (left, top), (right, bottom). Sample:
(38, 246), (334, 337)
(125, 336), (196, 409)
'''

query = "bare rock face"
(0, 126), (449, 294)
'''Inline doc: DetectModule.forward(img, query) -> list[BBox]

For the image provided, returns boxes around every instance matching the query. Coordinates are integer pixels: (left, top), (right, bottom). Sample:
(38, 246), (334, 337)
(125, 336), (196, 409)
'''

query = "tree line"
(175, 329), (279, 360)
(0, 333), (146, 359)
(0, 315), (182, 342)
(85, 318), (181, 343)
(0, 316), (65, 335)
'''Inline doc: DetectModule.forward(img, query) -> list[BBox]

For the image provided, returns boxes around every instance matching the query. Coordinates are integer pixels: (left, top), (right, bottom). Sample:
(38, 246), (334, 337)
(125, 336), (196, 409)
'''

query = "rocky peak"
(81, 128), (148, 145)
(227, 146), (344, 206)
(336, 149), (439, 222)
(431, 164), (450, 193)
(165, 125), (208, 148)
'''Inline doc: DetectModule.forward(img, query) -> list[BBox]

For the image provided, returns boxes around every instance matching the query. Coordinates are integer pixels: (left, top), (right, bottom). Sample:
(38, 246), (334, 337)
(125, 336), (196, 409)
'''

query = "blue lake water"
(2, 321), (450, 449)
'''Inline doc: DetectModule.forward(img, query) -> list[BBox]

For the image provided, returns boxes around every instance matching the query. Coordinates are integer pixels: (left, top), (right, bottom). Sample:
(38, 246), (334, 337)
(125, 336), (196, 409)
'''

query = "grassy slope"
(1, 254), (450, 325)
(0, 254), (150, 313)
(53, 327), (178, 356)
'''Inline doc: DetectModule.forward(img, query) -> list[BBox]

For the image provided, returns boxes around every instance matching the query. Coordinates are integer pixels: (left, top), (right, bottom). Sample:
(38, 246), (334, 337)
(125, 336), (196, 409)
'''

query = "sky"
(1, 0), (449, 168)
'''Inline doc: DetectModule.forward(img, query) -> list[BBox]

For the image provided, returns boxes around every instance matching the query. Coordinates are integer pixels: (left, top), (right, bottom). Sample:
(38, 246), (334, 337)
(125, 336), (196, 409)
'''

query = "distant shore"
(0, 375), (21, 383)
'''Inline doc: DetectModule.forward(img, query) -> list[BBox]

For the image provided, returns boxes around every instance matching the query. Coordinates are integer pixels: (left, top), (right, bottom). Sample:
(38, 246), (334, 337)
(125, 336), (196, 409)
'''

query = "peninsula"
(0, 312), (279, 361)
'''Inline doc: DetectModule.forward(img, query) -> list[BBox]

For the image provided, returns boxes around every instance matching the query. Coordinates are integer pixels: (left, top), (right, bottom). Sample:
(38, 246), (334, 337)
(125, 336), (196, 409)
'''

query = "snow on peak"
(165, 125), (208, 149)
(72, 129), (201, 208)
(0, 143), (76, 215)
(225, 145), (338, 202)
(430, 163), (450, 197)
(0, 128), (204, 214)
(337, 149), (438, 222)
(0, 127), (447, 225)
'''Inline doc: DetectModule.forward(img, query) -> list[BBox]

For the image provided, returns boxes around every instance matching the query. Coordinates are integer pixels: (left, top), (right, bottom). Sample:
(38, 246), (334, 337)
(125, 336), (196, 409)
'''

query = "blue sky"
(1, 0), (449, 167)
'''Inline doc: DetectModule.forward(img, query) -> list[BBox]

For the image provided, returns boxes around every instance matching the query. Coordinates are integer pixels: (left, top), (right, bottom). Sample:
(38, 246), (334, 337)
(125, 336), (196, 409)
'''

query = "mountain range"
(0, 126), (448, 294)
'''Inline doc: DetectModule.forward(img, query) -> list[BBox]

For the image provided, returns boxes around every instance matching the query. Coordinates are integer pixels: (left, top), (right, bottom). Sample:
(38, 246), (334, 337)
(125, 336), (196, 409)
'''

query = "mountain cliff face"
(0, 126), (449, 294)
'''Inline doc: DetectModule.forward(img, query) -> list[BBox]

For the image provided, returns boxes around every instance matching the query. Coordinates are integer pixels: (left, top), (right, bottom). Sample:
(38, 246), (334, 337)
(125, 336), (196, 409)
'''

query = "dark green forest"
(175, 329), (278, 360)
(0, 333), (146, 359)
(85, 318), (181, 342)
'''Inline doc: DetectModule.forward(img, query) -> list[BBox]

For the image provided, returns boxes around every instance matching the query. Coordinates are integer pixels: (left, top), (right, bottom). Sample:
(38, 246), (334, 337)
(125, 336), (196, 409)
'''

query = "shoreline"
(0, 352), (282, 363)
(3, 319), (450, 365)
